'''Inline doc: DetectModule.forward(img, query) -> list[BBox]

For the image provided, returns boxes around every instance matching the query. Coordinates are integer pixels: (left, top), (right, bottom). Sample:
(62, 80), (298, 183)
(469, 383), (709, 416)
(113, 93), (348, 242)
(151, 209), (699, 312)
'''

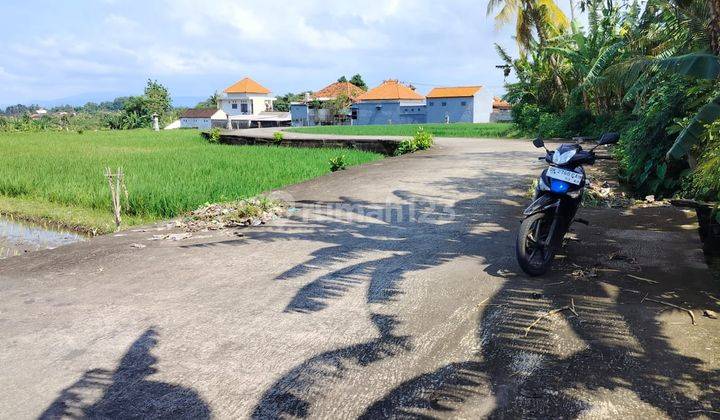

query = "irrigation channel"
(0, 217), (84, 259)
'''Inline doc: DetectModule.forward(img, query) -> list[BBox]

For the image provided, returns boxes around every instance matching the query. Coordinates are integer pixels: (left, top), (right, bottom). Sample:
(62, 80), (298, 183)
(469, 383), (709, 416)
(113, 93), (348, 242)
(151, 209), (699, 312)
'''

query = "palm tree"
(712, 0), (720, 55)
(487, 0), (570, 52)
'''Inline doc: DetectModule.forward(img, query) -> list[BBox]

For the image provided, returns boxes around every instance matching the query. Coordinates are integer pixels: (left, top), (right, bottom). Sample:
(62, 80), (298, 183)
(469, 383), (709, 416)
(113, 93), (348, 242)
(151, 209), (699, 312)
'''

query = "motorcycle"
(516, 132), (620, 276)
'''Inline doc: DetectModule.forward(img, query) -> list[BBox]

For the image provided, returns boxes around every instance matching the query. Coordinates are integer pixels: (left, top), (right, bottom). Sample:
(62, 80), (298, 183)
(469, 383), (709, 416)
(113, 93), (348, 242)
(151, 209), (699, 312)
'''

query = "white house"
(179, 108), (227, 129)
(219, 77), (275, 117)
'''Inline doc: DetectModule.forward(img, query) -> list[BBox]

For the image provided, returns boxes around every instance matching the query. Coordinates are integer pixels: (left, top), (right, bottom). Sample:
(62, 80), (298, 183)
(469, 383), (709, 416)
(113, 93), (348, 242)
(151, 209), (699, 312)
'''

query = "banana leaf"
(658, 53), (720, 80)
(667, 93), (720, 159)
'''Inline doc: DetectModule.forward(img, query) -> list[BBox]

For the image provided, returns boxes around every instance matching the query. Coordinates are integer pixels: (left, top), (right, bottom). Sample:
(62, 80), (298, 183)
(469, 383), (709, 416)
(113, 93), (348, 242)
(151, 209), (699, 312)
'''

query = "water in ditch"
(0, 217), (85, 259)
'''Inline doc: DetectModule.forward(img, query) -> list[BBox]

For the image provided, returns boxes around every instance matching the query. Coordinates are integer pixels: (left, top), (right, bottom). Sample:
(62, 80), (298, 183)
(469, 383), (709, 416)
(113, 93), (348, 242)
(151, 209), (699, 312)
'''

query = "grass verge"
(287, 122), (518, 138)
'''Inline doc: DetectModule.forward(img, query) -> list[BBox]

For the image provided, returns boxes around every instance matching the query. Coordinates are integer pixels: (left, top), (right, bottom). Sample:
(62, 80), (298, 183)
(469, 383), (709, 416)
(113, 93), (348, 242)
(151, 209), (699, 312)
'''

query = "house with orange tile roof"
(490, 96), (513, 122)
(425, 85), (493, 123)
(290, 81), (366, 126)
(218, 77), (290, 128)
(290, 78), (498, 126)
(219, 77), (275, 117)
(350, 80), (427, 125)
(312, 81), (365, 102)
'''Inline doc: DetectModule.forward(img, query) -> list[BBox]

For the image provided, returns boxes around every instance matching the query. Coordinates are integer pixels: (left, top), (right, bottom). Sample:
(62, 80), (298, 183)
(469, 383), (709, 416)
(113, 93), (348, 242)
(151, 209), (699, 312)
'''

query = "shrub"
(394, 127), (434, 156)
(613, 79), (701, 199)
(413, 127), (434, 150)
(512, 103), (543, 134)
(329, 154), (347, 171)
(272, 131), (284, 144)
(688, 120), (720, 203)
(394, 139), (418, 155)
(513, 104), (595, 138)
(207, 127), (221, 144)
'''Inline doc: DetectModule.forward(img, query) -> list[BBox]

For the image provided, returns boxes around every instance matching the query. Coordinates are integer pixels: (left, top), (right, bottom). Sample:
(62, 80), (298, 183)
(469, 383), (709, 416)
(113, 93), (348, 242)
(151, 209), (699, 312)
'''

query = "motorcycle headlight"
(552, 149), (577, 165)
(550, 179), (570, 194)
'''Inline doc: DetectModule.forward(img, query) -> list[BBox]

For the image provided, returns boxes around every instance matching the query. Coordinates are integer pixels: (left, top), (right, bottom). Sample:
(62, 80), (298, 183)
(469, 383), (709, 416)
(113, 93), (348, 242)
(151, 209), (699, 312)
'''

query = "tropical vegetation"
(493, 0), (720, 206)
(0, 80), (180, 132)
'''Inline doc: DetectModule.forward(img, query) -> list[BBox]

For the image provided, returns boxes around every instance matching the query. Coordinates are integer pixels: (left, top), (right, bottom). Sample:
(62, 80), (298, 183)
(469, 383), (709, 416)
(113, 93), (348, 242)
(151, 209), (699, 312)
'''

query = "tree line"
(0, 80), (174, 132)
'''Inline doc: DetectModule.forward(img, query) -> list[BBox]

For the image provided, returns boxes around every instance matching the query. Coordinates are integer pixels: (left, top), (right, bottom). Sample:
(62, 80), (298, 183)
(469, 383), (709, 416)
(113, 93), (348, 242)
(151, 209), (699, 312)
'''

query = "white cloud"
(0, 0), (529, 103)
(104, 14), (140, 31)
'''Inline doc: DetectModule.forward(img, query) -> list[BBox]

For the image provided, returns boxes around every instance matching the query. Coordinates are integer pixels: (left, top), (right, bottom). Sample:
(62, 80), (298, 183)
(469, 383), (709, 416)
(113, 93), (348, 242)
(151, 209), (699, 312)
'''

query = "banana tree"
(662, 53), (720, 159)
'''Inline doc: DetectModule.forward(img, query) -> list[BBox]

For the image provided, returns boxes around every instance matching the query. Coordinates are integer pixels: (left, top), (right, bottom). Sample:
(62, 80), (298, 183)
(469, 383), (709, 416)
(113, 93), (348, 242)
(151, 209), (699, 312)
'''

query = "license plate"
(547, 167), (582, 185)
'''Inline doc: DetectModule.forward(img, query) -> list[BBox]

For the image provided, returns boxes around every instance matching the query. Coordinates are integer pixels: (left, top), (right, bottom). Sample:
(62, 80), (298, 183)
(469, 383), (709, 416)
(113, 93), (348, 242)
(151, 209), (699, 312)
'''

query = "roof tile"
(356, 80), (424, 101)
(224, 77), (270, 94)
(493, 96), (511, 110)
(426, 86), (482, 98)
(312, 81), (365, 101)
(181, 108), (220, 118)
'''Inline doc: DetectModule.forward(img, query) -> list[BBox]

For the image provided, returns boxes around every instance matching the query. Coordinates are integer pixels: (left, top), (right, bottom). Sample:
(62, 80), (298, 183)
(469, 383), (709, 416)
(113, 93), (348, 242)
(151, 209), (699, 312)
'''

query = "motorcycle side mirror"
(532, 137), (545, 148)
(598, 132), (620, 145)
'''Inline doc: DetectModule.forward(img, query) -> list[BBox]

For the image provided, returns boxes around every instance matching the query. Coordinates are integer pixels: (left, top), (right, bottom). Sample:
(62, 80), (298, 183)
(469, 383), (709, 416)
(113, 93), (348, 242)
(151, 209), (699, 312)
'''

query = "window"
(241, 103), (248, 113)
(231, 103), (237, 109)
(461, 101), (467, 106)
(429, 101), (434, 106)
(441, 102), (447, 106)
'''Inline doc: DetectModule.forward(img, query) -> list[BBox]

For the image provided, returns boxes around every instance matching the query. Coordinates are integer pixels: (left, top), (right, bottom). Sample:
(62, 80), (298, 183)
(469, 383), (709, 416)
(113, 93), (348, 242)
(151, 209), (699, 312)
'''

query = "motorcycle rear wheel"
(516, 212), (556, 276)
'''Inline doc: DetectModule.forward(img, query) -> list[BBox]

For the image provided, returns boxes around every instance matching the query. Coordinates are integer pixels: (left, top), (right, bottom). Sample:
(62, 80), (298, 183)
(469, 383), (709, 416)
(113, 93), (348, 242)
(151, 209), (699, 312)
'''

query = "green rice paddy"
(0, 129), (382, 233)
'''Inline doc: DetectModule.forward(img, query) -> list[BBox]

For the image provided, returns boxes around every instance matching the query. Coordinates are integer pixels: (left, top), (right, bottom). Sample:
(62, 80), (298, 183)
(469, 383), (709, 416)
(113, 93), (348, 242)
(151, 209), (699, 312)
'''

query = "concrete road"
(1, 138), (718, 418)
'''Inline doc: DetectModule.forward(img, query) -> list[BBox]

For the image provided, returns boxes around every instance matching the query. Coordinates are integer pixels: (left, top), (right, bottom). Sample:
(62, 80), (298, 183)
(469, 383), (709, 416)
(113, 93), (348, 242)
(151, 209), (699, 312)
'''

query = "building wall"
(490, 109), (513, 122)
(290, 103), (311, 127)
(180, 118), (212, 129)
(472, 89), (493, 123)
(352, 101), (426, 125)
(424, 91), (493, 123)
(220, 93), (274, 117)
(426, 96), (474, 123)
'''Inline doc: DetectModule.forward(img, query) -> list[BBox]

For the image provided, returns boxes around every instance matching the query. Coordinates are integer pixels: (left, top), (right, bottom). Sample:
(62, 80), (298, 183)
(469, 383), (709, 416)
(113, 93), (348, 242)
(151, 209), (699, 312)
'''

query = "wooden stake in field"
(105, 167), (128, 230)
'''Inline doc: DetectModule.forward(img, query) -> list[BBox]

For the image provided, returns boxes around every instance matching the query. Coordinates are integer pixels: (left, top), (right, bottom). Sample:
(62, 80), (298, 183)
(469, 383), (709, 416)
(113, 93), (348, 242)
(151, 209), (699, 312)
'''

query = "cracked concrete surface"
(0, 137), (718, 419)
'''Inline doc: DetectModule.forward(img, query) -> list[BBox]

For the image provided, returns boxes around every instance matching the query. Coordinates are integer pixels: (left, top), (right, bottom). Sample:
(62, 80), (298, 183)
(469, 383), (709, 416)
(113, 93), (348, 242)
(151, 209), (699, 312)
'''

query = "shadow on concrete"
(227, 168), (530, 416)
(362, 205), (720, 417)
(250, 313), (411, 419)
(39, 328), (210, 419)
(185, 159), (717, 416)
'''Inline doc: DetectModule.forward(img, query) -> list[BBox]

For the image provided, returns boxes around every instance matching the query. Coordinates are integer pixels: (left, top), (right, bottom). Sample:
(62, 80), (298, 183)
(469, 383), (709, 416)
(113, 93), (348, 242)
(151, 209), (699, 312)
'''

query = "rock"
(704, 310), (718, 319)
(168, 233), (192, 241)
(130, 243), (146, 249)
(645, 195), (655, 203)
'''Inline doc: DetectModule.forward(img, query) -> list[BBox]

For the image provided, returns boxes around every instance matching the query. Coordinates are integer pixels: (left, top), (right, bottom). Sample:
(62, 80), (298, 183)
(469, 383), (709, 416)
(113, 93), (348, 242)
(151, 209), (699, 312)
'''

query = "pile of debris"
(582, 179), (634, 208)
(173, 197), (286, 232)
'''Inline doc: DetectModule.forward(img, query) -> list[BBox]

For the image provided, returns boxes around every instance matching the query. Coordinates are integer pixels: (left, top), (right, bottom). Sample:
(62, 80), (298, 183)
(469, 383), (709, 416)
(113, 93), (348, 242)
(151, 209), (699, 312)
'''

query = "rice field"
(0, 129), (382, 233)
(287, 122), (517, 138)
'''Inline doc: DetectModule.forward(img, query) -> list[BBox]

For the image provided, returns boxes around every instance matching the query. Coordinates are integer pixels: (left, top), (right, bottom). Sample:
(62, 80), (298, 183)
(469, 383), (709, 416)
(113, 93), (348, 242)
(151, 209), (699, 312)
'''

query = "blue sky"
(0, 0), (569, 107)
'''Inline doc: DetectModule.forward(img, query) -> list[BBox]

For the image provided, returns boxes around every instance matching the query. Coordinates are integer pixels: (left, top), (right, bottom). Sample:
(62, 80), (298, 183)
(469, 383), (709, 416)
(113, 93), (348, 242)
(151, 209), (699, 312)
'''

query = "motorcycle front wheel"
(516, 212), (556, 276)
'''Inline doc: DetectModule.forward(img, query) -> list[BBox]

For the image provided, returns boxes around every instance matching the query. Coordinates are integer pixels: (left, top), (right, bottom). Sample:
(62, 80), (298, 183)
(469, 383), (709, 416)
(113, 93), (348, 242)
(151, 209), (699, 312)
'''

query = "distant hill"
(1, 93), (205, 110)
